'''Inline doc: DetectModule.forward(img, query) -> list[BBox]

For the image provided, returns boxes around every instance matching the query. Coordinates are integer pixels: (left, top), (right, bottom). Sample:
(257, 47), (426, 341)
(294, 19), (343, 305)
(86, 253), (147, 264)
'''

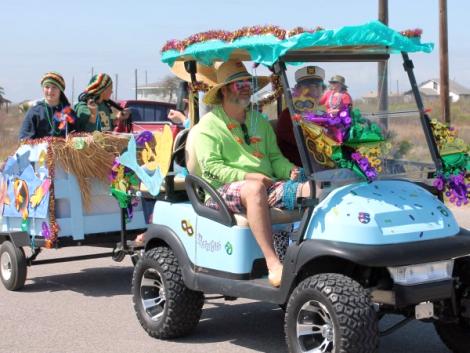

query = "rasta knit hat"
(85, 73), (112, 96)
(41, 72), (66, 92)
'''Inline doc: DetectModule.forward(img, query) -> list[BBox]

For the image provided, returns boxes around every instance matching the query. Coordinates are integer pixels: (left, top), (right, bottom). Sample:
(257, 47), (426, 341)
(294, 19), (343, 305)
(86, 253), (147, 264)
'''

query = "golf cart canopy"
(161, 21), (433, 67)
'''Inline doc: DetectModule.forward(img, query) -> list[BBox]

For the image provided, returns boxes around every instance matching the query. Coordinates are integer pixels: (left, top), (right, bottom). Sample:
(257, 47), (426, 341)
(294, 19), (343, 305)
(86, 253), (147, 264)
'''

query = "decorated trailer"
(0, 127), (179, 291)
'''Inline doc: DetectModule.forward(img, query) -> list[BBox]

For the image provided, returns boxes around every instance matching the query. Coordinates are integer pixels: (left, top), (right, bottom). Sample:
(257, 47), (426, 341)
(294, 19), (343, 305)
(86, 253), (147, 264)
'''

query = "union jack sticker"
(358, 212), (371, 224)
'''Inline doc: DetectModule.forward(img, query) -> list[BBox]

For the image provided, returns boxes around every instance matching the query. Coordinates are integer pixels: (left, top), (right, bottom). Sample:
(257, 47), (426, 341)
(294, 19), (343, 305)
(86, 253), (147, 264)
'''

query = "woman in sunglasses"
(319, 75), (352, 115)
(276, 66), (326, 166)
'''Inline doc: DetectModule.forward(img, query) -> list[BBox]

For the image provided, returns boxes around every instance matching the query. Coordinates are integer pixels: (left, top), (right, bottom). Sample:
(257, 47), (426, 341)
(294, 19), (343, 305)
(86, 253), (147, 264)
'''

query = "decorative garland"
(161, 25), (325, 53)
(287, 26), (324, 37)
(45, 143), (58, 249)
(257, 75), (283, 108)
(430, 119), (470, 206)
(109, 158), (140, 222)
(400, 28), (423, 38)
(188, 81), (210, 93)
(299, 108), (385, 181)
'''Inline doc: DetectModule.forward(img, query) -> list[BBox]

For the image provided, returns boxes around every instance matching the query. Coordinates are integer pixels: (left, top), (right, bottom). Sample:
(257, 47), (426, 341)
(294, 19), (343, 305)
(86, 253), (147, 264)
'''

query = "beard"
(227, 94), (251, 108)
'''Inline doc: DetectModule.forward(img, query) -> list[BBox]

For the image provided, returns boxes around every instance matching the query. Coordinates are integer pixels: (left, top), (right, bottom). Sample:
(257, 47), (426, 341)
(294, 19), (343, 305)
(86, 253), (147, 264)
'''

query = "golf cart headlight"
(388, 260), (454, 285)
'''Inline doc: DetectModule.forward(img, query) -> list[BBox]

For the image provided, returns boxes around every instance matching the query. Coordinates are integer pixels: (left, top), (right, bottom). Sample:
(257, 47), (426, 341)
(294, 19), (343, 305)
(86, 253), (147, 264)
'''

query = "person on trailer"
(193, 60), (311, 287)
(19, 72), (76, 140)
(319, 74), (352, 115)
(75, 73), (130, 132)
(276, 66), (326, 166)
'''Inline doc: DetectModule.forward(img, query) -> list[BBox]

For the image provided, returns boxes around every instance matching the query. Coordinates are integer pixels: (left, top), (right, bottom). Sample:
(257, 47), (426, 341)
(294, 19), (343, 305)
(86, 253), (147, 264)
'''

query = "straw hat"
(203, 60), (270, 105)
(170, 61), (218, 86)
(329, 75), (347, 88)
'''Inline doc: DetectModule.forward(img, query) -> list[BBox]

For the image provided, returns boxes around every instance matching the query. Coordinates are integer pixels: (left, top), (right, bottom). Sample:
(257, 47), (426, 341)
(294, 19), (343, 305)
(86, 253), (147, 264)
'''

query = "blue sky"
(2, 0), (469, 102)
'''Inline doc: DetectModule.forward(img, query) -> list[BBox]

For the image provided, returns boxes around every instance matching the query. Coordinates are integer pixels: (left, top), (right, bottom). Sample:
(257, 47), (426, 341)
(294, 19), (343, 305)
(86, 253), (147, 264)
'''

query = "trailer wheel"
(0, 241), (27, 291)
(285, 273), (378, 353)
(132, 246), (204, 339)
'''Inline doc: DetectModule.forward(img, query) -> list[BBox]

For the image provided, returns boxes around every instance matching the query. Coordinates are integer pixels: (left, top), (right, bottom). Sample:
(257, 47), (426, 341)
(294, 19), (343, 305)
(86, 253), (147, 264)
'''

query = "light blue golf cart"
(132, 21), (470, 353)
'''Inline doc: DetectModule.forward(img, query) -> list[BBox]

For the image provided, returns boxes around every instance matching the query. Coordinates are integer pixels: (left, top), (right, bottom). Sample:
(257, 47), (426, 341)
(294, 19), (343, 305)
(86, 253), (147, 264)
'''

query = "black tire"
(132, 246), (204, 339)
(434, 321), (470, 353)
(0, 241), (27, 291)
(285, 273), (378, 353)
(434, 256), (470, 353)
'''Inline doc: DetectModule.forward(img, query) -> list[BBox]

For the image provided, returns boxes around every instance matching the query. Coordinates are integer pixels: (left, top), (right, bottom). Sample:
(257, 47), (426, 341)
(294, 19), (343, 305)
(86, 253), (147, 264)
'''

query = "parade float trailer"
(0, 126), (185, 291)
(130, 21), (470, 353)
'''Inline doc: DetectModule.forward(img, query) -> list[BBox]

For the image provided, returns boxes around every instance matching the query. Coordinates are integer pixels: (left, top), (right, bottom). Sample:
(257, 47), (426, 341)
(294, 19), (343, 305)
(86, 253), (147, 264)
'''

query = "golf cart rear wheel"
(0, 241), (27, 291)
(132, 246), (204, 339)
(285, 273), (378, 353)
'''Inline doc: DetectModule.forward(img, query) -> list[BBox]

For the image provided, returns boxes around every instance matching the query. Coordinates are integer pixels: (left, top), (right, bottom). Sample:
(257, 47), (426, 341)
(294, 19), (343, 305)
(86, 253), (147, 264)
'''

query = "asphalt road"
(0, 207), (467, 353)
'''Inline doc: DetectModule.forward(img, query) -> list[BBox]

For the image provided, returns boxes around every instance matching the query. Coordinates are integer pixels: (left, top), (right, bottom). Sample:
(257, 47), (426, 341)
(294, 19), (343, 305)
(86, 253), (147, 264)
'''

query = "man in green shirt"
(194, 60), (310, 287)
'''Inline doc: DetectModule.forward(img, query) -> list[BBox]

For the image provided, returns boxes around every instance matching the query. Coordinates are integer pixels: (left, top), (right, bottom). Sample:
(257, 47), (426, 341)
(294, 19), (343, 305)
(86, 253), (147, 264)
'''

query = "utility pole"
(378, 0), (389, 113)
(440, 0), (451, 124)
(91, 67), (94, 78)
(114, 74), (118, 100)
(72, 76), (75, 104)
(135, 69), (138, 100)
(145, 70), (148, 85)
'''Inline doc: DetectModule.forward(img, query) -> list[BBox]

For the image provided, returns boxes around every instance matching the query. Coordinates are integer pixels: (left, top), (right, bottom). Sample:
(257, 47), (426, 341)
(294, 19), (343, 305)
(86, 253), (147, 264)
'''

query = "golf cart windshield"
(161, 21), (438, 185)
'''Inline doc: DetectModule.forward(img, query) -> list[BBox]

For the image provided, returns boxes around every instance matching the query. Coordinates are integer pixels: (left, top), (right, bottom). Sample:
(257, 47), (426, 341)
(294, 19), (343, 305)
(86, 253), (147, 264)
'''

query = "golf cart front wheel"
(131, 246), (204, 339)
(0, 241), (27, 291)
(285, 273), (378, 353)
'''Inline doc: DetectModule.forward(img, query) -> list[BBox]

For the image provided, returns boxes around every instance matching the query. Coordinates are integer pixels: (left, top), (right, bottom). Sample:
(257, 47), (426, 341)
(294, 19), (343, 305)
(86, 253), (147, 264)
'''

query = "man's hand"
(244, 173), (274, 188)
(86, 99), (98, 122)
(168, 109), (187, 125)
(116, 108), (130, 121)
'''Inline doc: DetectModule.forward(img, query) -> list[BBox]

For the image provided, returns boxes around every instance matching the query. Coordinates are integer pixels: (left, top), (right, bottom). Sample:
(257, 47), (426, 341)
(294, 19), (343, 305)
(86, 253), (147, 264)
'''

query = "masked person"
(192, 60), (311, 287)
(276, 66), (326, 166)
(19, 72), (76, 140)
(75, 73), (129, 132)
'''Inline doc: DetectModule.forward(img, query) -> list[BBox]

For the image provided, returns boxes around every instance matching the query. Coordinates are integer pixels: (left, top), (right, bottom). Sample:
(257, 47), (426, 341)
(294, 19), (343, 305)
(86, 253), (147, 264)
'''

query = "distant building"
(403, 79), (470, 103)
(361, 91), (404, 105)
(136, 82), (176, 102)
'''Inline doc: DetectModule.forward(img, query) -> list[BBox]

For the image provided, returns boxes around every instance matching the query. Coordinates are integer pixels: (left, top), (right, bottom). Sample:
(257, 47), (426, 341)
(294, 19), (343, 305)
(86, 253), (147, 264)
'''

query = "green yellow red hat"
(85, 73), (112, 96)
(41, 72), (65, 92)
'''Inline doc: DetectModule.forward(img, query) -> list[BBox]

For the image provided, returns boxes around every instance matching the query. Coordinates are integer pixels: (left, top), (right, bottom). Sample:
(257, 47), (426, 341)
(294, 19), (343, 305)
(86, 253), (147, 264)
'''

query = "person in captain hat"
(192, 60), (312, 287)
(276, 65), (326, 166)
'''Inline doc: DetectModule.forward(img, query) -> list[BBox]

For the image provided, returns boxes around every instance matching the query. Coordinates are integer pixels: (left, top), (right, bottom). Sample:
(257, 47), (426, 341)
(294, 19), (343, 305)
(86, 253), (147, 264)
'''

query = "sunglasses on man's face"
(232, 80), (254, 91)
(240, 123), (251, 145)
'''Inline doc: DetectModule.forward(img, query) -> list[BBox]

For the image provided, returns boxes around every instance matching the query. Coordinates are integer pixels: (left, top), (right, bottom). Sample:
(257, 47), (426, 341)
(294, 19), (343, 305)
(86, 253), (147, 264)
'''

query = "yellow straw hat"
(170, 62), (218, 86)
(203, 60), (270, 105)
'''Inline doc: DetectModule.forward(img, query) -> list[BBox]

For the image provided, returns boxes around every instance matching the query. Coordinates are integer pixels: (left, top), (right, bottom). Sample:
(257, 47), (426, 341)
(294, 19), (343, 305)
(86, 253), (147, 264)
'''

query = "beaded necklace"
(220, 106), (265, 159)
(43, 100), (59, 135)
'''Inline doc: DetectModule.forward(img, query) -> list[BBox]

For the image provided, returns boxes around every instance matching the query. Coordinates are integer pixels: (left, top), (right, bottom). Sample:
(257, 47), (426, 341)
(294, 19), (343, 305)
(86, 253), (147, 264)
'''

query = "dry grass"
(0, 106), (22, 161)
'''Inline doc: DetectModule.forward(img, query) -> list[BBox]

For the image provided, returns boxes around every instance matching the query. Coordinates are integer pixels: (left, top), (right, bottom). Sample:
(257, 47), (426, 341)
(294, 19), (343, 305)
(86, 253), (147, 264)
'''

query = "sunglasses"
(240, 123), (251, 145)
(294, 99), (315, 110)
(232, 80), (254, 91)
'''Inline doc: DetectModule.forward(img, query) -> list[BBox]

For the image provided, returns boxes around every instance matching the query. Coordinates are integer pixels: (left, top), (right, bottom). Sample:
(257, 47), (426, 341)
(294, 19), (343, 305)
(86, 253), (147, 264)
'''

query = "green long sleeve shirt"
(195, 106), (294, 189)
(74, 101), (114, 132)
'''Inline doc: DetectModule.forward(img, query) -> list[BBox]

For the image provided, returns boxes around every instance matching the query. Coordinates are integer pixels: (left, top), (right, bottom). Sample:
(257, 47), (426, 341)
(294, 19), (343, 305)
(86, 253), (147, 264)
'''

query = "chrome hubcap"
(1, 251), (12, 281)
(296, 300), (334, 352)
(140, 268), (166, 321)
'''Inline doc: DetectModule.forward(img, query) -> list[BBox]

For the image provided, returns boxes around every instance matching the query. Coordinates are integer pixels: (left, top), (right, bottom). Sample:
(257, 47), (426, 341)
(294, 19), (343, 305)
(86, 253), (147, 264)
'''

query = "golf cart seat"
(185, 124), (302, 227)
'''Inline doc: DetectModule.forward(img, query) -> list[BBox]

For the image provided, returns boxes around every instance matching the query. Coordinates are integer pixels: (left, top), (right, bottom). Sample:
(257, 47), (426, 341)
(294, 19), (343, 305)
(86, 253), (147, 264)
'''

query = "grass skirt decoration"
(51, 133), (129, 210)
